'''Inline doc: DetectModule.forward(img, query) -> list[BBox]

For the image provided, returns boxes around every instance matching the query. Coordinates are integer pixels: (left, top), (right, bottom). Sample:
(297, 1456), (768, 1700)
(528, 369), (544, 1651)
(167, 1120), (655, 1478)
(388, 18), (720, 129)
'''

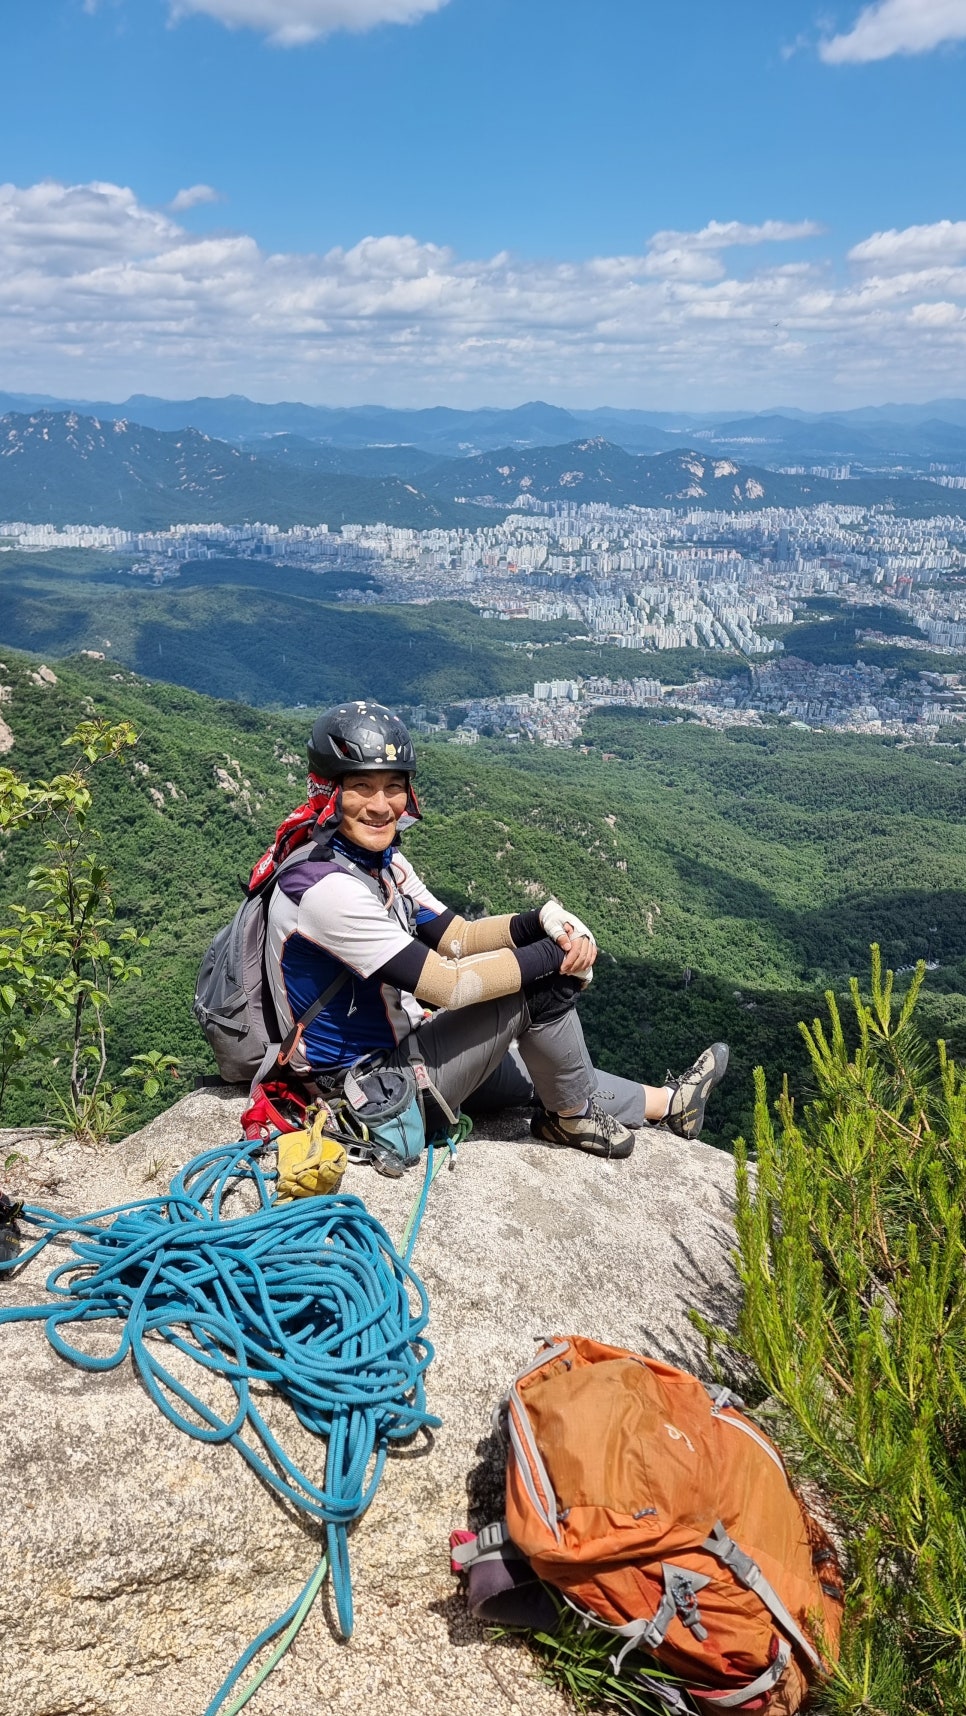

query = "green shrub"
(702, 947), (966, 1714)
(0, 719), (178, 1140)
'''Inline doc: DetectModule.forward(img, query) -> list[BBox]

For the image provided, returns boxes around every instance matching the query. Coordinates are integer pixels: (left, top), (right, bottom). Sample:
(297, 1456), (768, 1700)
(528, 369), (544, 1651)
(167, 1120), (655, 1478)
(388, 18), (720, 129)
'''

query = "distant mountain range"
(424, 440), (966, 513)
(4, 390), (966, 465)
(423, 441), (792, 508)
(1, 412), (965, 530)
(0, 412), (490, 531)
(692, 411), (966, 465)
(0, 393), (675, 456)
(254, 436), (445, 480)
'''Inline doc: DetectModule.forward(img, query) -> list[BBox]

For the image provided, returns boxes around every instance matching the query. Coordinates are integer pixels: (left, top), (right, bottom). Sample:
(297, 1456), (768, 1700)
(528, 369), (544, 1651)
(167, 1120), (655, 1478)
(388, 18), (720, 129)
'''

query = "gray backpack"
(193, 855), (347, 1088)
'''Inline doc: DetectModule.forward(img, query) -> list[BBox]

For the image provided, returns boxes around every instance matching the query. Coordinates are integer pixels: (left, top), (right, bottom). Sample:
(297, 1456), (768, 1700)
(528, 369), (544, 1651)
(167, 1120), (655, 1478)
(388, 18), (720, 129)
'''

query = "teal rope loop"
(0, 1136), (440, 1676)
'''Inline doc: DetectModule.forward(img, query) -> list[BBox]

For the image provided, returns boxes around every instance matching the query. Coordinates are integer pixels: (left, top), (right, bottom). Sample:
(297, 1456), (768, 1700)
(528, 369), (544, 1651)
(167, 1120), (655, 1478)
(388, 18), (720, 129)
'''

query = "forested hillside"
(0, 553), (727, 706)
(2, 649), (965, 1145)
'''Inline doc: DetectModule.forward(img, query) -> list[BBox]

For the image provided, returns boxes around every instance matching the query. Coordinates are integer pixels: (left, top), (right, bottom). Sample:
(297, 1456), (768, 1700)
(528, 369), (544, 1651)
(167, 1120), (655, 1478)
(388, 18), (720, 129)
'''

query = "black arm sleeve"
(514, 938), (567, 986)
(376, 939), (431, 991)
(509, 909), (544, 947)
(414, 908), (456, 950)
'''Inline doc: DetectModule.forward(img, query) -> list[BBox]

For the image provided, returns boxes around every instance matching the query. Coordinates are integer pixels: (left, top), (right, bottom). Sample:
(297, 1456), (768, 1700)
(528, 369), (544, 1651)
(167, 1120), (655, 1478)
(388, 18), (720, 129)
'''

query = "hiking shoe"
(531, 1099), (635, 1160)
(665, 1043), (730, 1140)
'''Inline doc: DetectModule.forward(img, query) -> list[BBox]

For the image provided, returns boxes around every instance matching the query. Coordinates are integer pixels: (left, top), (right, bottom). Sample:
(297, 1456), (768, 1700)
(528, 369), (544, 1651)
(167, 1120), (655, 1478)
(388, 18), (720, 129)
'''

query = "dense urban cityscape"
(4, 498), (966, 745)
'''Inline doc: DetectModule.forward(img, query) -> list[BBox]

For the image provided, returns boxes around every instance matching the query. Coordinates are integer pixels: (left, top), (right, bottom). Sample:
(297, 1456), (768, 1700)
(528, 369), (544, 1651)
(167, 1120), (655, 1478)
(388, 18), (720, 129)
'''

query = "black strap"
(278, 968), (349, 1065)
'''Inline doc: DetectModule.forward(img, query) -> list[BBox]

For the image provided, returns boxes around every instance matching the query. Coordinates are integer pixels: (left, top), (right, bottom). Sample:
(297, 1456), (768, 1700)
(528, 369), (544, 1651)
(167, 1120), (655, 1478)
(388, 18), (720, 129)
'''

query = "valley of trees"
(0, 553), (735, 707)
(2, 649), (965, 1146)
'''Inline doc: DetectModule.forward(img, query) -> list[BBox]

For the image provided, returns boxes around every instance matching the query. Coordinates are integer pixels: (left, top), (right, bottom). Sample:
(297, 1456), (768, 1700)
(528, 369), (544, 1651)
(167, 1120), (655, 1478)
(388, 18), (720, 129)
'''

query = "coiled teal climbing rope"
(0, 1133), (456, 1713)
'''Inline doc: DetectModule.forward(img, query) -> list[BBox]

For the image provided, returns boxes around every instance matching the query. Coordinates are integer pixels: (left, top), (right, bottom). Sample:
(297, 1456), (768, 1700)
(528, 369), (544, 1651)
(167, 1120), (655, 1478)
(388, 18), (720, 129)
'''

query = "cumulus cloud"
(849, 220), (966, 269)
(1, 179), (966, 407)
(820, 0), (966, 64)
(644, 220), (824, 281)
(0, 180), (180, 271)
(168, 0), (451, 47)
(169, 184), (222, 211)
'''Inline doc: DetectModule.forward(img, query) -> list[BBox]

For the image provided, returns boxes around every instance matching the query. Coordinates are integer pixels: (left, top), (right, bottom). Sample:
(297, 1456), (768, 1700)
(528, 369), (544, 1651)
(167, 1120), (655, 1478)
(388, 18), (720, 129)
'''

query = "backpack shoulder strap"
(253, 836), (352, 1075)
(309, 835), (388, 902)
(702, 1521), (822, 1669)
(277, 968), (349, 1068)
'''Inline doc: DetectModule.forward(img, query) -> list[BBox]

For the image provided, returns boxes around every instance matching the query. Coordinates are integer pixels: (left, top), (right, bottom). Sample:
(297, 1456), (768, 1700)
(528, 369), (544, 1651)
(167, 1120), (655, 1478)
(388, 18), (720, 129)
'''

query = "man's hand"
(539, 898), (597, 982)
(560, 938), (595, 984)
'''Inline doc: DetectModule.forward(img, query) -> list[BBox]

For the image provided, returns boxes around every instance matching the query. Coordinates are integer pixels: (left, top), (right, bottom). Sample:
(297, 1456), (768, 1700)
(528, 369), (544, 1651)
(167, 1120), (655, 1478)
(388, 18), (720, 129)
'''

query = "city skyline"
(6, 490), (964, 742)
(1, 1), (966, 406)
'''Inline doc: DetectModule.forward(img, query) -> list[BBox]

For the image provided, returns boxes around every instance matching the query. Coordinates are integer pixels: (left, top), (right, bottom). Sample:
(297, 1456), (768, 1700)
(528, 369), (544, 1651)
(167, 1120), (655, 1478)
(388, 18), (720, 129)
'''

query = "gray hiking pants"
(391, 992), (646, 1127)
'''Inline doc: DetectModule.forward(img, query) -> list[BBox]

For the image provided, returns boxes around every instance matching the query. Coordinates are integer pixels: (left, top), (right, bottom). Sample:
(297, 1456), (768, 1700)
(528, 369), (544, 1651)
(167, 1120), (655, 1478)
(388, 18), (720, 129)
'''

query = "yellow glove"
(275, 1108), (348, 1201)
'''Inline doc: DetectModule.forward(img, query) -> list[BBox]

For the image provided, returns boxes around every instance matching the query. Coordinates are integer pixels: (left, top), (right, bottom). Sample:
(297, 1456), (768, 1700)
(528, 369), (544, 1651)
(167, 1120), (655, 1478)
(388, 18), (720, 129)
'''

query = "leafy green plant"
(0, 717), (157, 1140)
(497, 1600), (693, 1716)
(696, 946), (966, 1715)
(122, 1050), (181, 1101)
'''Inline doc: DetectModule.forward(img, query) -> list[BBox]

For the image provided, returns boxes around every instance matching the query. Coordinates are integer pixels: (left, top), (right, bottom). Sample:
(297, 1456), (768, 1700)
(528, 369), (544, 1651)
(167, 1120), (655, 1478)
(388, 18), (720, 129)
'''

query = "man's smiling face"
(339, 770), (410, 852)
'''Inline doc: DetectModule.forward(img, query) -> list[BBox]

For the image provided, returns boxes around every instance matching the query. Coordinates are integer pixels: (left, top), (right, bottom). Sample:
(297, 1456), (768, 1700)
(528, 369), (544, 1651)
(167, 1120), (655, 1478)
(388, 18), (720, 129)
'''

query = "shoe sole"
(668, 1043), (730, 1140)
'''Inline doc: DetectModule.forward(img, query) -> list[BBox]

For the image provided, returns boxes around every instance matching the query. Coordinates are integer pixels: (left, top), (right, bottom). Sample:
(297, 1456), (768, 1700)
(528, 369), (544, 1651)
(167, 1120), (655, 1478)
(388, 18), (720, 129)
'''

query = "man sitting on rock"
(262, 700), (728, 1160)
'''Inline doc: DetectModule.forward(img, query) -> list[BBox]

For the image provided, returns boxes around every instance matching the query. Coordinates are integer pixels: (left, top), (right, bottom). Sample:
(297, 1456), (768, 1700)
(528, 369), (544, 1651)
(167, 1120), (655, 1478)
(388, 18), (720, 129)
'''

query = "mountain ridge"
(3, 411), (966, 529)
(5, 390), (966, 459)
(0, 411), (491, 531)
(428, 440), (786, 508)
(428, 438), (966, 514)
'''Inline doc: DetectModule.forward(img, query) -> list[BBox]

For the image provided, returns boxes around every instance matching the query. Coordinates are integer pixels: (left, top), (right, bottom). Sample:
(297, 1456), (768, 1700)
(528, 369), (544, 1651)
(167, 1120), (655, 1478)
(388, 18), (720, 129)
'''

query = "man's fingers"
(560, 935), (596, 974)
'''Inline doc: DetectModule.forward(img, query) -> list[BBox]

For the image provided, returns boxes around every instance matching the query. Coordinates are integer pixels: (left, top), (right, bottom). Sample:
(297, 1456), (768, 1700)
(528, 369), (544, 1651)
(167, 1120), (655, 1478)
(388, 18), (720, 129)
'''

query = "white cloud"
(910, 300), (964, 325)
(644, 220), (824, 281)
(169, 184), (222, 212)
(168, 0), (451, 47)
(820, 0), (966, 64)
(849, 220), (966, 269)
(1, 179), (966, 408)
(649, 220), (824, 252)
(0, 180), (179, 272)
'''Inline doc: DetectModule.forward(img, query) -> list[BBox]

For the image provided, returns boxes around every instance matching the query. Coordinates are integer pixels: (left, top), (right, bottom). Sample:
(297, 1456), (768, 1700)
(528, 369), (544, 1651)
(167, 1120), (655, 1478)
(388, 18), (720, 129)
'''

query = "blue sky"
(1, 0), (966, 408)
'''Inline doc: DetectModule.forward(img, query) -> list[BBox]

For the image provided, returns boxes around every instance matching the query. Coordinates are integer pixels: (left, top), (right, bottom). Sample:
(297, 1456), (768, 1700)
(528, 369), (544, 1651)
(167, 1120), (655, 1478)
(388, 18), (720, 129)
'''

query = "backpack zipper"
(711, 1406), (787, 1475)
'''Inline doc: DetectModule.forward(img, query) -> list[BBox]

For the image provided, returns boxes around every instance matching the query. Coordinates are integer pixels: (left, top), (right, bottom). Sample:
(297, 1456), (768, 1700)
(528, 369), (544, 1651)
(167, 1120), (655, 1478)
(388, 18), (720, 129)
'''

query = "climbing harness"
(0, 1117), (469, 1714)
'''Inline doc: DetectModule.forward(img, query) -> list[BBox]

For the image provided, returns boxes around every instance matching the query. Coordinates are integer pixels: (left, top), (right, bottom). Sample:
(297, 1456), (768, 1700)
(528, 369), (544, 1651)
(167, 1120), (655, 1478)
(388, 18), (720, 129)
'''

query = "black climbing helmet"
(308, 701), (417, 780)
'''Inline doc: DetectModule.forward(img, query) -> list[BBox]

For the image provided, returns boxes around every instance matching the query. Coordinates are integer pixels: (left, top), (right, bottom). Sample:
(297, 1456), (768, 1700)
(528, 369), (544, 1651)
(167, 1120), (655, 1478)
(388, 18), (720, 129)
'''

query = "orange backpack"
(457, 1336), (843, 1714)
